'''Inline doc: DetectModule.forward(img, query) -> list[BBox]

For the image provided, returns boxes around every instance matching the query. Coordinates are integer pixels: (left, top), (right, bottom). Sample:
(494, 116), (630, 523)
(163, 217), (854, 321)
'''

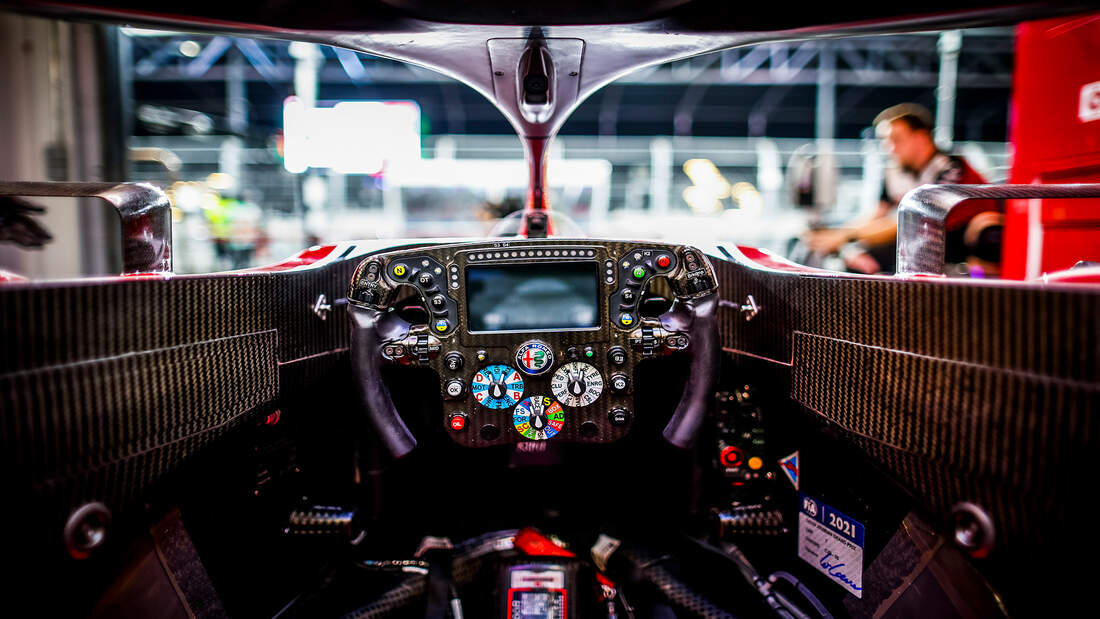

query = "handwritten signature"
(819, 551), (862, 591)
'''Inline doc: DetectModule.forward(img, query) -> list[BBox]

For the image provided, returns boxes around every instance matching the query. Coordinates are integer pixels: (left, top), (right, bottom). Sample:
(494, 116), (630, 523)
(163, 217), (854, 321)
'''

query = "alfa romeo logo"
(516, 341), (554, 376)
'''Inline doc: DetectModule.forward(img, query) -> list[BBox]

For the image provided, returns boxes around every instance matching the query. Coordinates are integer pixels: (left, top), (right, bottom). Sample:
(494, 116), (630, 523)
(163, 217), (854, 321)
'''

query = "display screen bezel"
(464, 261), (601, 334)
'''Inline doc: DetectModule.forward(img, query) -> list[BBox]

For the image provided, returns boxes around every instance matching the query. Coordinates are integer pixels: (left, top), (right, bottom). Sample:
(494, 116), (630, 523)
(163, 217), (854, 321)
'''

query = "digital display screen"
(466, 262), (599, 332)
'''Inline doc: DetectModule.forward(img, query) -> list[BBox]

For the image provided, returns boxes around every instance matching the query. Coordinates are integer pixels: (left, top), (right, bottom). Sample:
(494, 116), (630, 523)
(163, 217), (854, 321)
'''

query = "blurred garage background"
(0, 15), (1016, 277)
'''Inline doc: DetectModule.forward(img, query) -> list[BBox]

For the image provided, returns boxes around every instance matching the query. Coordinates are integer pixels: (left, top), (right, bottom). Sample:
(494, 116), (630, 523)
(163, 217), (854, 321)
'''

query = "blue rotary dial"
(470, 364), (524, 409)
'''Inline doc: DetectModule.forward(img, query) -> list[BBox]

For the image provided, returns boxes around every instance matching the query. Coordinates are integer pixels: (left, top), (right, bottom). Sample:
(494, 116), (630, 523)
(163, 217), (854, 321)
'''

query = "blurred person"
(804, 103), (995, 274)
(476, 195), (525, 235)
(206, 192), (266, 270)
(477, 195), (525, 222)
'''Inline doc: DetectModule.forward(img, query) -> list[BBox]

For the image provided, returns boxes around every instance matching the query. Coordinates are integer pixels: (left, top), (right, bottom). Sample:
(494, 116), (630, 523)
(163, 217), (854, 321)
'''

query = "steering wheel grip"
(349, 304), (417, 458)
(660, 291), (721, 449)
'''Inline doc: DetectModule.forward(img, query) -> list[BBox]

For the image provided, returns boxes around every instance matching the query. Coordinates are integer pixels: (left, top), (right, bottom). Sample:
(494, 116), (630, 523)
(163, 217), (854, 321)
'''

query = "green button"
(585, 349), (594, 358)
(632, 266), (646, 279)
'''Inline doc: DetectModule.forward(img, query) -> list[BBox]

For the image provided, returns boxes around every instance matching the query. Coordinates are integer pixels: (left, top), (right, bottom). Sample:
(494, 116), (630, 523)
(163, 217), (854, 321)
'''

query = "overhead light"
(120, 27), (179, 37)
(206, 173), (236, 192)
(179, 40), (201, 58)
(682, 158), (730, 214)
(282, 97), (421, 175)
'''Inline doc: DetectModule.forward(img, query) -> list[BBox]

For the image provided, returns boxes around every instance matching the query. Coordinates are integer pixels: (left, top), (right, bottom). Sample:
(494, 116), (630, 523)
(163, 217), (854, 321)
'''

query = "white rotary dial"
(550, 362), (604, 407)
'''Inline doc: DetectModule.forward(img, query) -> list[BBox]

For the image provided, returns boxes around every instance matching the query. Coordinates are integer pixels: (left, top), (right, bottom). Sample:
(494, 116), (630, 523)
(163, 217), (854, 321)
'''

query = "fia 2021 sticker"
(797, 493), (864, 598)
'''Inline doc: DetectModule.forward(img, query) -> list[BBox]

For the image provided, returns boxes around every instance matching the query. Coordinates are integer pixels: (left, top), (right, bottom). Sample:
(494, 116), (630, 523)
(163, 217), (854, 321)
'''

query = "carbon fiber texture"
(340, 577), (426, 619)
(792, 329), (1098, 560)
(0, 259), (358, 525)
(792, 332), (1096, 495)
(0, 266), (355, 374)
(714, 258), (1100, 382)
(616, 545), (735, 618)
(713, 254), (1099, 564)
(2, 332), (277, 511)
(846, 511), (1007, 618)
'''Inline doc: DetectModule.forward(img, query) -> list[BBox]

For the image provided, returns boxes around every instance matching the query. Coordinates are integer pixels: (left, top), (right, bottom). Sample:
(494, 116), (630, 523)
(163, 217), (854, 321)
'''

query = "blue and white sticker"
(779, 452), (799, 490)
(797, 493), (864, 598)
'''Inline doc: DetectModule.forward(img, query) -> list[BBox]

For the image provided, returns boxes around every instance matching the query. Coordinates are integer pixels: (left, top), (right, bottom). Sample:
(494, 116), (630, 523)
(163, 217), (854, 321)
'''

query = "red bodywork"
(1005, 13), (1100, 279)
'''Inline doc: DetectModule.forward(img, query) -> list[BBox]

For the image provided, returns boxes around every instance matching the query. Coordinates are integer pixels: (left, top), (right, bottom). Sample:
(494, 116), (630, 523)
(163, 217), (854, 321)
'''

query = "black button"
(444, 352), (465, 372)
(608, 347), (627, 366)
(579, 421), (599, 438)
(417, 272), (434, 287)
(367, 262), (380, 274)
(620, 288), (636, 304)
(479, 424), (501, 440)
(431, 295), (447, 310)
(608, 408), (633, 427)
(565, 347), (578, 360)
(610, 374), (630, 394)
(355, 289), (378, 304)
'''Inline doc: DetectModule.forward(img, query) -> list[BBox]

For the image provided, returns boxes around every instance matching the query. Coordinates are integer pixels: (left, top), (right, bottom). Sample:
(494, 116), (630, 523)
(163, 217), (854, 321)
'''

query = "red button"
(720, 446), (744, 467)
(449, 414), (467, 431)
(656, 255), (671, 268)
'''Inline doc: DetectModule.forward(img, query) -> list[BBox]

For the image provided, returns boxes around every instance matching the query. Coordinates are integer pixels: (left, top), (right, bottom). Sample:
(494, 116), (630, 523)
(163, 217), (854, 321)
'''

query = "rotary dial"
(513, 396), (565, 441)
(550, 362), (604, 407)
(471, 364), (524, 409)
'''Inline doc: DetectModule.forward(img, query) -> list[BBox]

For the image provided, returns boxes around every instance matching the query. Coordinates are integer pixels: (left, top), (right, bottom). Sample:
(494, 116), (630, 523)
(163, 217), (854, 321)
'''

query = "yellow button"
(392, 264), (407, 277)
(747, 456), (763, 470)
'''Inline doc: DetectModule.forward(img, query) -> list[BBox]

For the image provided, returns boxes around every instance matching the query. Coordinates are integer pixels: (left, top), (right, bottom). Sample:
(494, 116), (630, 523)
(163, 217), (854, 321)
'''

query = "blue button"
(434, 319), (449, 332)
(619, 313), (634, 327)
